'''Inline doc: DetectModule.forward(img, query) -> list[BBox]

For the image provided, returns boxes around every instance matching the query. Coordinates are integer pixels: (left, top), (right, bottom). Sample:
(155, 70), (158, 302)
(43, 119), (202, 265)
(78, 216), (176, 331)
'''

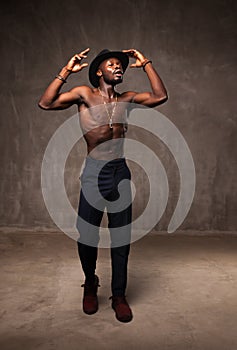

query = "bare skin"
(38, 48), (168, 159)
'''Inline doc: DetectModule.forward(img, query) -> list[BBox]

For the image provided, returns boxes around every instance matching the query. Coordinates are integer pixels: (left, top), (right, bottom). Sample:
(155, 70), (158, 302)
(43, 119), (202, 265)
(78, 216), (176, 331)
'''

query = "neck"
(98, 82), (116, 99)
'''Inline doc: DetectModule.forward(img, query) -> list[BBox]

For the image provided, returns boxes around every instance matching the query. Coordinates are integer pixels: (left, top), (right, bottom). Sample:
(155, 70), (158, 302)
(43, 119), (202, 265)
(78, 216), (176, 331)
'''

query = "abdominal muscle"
(83, 124), (125, 160)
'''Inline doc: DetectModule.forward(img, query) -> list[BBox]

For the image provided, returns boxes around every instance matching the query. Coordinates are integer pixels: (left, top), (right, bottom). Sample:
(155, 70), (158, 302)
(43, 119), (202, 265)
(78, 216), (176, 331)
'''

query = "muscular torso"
(77, 88), (133, 160)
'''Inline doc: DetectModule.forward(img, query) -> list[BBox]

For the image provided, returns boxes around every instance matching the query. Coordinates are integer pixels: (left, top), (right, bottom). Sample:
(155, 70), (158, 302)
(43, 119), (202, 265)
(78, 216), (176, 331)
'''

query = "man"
(38, 47), (168, 323)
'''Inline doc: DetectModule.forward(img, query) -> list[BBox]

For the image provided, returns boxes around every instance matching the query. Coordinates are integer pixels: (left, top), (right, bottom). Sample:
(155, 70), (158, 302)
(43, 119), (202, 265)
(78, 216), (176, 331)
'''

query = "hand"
(122, 49), (147, 68)
(65, 48), (90, 73)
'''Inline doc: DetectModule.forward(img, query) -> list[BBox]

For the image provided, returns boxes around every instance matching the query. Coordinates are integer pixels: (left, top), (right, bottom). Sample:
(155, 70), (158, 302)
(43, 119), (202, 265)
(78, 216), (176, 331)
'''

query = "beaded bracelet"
(142, 60), (152, 71)
(55, 74), (67, 83)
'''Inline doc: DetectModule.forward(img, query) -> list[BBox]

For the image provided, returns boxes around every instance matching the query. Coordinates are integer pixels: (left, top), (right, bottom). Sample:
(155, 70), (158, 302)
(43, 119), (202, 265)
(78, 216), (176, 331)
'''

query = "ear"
(96, 69), (102, 77)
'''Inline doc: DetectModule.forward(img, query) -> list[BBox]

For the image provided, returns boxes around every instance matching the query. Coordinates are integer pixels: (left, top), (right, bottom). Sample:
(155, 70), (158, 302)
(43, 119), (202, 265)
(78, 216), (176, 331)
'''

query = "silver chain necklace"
(98, 87), (118, 129)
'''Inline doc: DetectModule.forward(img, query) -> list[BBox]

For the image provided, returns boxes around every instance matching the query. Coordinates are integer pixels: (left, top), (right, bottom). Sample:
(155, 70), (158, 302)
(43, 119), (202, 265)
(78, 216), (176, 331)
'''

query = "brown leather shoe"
(81, 275), (100, 315)
(110, 296), (133, 323)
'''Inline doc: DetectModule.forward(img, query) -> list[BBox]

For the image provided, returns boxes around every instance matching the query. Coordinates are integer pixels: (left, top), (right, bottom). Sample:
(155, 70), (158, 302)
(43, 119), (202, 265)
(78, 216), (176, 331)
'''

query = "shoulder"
(67, 85), (95, 103)
(70, 85), (93, 96)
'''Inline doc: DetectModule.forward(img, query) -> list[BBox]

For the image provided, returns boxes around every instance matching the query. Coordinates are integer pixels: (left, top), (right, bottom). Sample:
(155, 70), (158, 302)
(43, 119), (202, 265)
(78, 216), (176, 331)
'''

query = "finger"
(129, 63), (137, 68)
(122, 49), (135, 56)
(80, 63), (88, 69)
(123, 49), (135, 52)
(80, 51), (89, 58)
(81, 48), (90, 55)
(75, 54), (82, 60)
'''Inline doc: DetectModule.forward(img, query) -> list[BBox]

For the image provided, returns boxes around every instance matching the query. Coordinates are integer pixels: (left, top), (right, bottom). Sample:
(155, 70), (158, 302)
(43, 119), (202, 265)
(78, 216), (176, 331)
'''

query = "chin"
(113, 78), (123, 85)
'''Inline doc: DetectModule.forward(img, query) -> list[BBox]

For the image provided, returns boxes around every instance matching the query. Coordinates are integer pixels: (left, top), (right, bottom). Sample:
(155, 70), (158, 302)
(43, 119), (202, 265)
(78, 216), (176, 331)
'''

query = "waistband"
(85, 155), (126, 169)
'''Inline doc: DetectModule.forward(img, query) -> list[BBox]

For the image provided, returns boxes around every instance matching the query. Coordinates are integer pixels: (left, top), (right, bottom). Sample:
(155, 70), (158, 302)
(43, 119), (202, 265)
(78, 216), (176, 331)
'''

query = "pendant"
(109, 118), (113, 129)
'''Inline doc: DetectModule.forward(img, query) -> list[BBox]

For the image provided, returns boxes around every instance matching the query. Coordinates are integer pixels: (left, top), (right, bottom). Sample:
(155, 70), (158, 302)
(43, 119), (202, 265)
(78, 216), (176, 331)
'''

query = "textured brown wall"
(0, 0), (236, 231)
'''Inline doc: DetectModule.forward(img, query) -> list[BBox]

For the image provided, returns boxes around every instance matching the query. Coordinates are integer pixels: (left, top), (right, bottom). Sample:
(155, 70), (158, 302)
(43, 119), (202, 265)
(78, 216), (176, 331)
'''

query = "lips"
(114, 70), (123, 77)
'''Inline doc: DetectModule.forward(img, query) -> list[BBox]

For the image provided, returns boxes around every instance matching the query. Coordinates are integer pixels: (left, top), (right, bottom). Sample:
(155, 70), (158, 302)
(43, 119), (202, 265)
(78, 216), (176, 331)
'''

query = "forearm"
(38, 67), (72, 109)
(123, 48), (168, 107)
(143, 61), (168, 100)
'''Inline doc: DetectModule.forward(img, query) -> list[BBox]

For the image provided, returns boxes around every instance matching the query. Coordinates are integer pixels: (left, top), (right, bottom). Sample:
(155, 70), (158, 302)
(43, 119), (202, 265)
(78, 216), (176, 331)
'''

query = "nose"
(115, 62), (122, 71)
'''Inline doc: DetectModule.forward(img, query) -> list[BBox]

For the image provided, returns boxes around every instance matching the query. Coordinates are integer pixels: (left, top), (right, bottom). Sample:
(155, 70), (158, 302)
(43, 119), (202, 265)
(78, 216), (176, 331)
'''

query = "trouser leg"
(77, 243), (98, 283)
(110, 244), (130, 296)
(108, 204), (132, 296)
(76, 189), (104, 283)
(107, 161), (132, 296)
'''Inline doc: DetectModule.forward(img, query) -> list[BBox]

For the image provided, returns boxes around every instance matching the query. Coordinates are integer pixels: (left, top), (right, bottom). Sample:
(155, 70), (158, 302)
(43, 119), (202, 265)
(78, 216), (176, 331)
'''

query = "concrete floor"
(0, 230), (236, 350)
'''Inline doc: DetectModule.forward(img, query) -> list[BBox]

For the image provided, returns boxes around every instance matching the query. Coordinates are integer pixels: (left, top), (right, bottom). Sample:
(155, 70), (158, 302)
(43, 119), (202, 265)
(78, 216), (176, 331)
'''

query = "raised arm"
(38, 48), (90, 110)
(122, 49), (168, 107)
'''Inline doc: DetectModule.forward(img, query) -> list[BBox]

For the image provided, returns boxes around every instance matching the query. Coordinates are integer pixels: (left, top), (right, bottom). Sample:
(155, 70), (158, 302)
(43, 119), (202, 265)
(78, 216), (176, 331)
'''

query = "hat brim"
(89, 51), (129, 87)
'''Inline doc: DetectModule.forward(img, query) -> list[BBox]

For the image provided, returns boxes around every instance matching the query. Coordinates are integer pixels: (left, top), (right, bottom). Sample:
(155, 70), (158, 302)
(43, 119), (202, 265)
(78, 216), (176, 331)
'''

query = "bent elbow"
(153, 92), (168, 106)
(160, 92), (168, 103)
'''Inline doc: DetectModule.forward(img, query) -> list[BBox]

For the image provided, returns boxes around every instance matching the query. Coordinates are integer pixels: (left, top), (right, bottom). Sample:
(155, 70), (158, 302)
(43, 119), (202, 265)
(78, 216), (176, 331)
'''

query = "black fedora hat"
(89, 49), (129, 87)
